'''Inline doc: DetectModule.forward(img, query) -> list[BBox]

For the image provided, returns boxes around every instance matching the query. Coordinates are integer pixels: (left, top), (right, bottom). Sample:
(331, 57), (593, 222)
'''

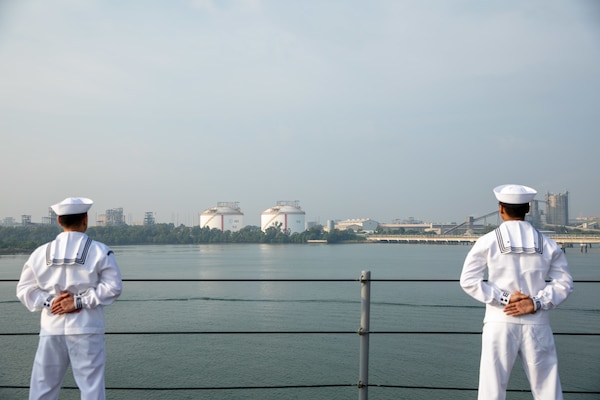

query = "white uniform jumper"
(17, 231), (122, 400)
(460, 220), (573, 400)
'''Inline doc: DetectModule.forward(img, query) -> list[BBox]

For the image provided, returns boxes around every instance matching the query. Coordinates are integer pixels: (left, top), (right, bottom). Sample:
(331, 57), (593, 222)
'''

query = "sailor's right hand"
(508, 290), (529, 304)
(50, 292), (81, 315)
(504, 297), (535, 316)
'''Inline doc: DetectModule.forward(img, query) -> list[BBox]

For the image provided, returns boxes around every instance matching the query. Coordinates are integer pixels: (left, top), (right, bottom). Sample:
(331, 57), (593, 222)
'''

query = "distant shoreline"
(0, 249), (32, 256)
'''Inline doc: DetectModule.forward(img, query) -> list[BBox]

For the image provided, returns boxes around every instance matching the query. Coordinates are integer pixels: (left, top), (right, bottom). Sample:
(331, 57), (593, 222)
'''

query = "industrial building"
(379, 222), (460, 235)
(97, 208), (126, 226)
(0, 217), (16, 226)
(42, 208), (58, 225)
(334, 218), (379, 233)
(200, 202), (244, 232)
(144, 212), (156, 225)
(261, 201), (305, 234)
(545, 191), (569, 226)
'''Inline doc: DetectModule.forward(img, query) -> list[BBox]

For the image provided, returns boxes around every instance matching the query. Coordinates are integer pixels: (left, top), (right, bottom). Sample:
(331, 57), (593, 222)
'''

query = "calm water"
(1, 243), (598, 399)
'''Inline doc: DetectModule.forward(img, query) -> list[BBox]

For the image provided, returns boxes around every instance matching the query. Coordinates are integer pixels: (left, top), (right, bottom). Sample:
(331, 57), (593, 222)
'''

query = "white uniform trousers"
(29, 334), (106, 400)
(478, 322), (563, 400)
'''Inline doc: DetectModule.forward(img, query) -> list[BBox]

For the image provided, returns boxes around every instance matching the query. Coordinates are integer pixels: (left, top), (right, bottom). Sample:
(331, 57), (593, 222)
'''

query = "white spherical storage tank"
(200, 202), (244, 232)
(261, 201), (306, 234)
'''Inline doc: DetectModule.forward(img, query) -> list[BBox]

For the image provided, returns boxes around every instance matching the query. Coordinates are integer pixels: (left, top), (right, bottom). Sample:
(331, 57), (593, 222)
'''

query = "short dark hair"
(499, 202), (529, 219)
(58, 213), (87, 228)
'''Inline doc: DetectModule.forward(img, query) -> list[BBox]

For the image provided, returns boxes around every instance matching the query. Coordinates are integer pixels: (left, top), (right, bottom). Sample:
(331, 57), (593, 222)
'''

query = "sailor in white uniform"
(460, 184), (573, 400)
(17, 197), (122, 400)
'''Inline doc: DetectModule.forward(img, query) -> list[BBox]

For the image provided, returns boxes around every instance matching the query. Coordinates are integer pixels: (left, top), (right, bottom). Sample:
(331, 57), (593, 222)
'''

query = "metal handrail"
(1, 275), (599, 398)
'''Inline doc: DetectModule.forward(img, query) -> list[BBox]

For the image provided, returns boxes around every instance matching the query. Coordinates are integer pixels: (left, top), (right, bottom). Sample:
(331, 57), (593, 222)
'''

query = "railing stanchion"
(358, 270), (371, 400)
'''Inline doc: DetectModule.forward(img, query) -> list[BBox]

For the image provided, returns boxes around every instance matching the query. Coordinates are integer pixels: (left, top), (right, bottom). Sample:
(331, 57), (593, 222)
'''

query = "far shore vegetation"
(2, 223), (597, 255)
(0, 223), (366, 254)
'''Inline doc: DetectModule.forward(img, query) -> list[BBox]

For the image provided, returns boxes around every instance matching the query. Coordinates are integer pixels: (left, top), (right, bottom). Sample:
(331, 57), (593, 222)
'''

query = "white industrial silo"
(261, 200), (306, 234)
(200, 202), (244, 232)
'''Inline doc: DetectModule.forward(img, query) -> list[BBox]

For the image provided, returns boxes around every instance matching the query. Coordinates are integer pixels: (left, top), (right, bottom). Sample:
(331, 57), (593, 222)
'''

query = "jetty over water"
(366, 234), (600, 248)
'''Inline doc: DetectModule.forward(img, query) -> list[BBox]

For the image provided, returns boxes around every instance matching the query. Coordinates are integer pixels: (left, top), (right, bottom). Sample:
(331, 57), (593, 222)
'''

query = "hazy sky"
(1, 0), (599, 226)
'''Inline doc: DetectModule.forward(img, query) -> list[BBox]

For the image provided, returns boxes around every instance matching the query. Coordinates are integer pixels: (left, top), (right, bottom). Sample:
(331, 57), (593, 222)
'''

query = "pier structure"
(366, 234), (600, 248)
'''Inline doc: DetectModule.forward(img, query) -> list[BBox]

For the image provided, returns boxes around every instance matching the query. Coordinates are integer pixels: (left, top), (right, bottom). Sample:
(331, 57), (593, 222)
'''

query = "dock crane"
(442, 210), (500, 235)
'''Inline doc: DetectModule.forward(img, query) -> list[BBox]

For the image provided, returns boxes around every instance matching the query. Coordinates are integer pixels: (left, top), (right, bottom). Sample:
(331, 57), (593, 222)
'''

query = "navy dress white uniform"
(17, 198), (122, 400)
(460, 185), (573, 400)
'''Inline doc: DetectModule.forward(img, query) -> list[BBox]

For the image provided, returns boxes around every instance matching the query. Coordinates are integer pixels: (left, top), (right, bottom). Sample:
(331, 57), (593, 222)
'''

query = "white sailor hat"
(50, 197), (94, 216)
(493, 184), (537, 205)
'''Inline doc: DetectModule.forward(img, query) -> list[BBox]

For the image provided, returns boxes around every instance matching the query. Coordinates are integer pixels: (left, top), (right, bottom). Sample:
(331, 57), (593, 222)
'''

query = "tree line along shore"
(0, 224), (365, 254)
(5, 223), (597, 255)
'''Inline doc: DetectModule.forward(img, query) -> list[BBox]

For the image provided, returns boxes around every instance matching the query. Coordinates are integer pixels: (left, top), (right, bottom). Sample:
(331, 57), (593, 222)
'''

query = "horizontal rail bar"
(2, 384), (597, 395)
(1, 279), (599, 282)
(371, 384), (600, 395)
(0, 384), (355, 391)
(2, 331), (598, 336)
